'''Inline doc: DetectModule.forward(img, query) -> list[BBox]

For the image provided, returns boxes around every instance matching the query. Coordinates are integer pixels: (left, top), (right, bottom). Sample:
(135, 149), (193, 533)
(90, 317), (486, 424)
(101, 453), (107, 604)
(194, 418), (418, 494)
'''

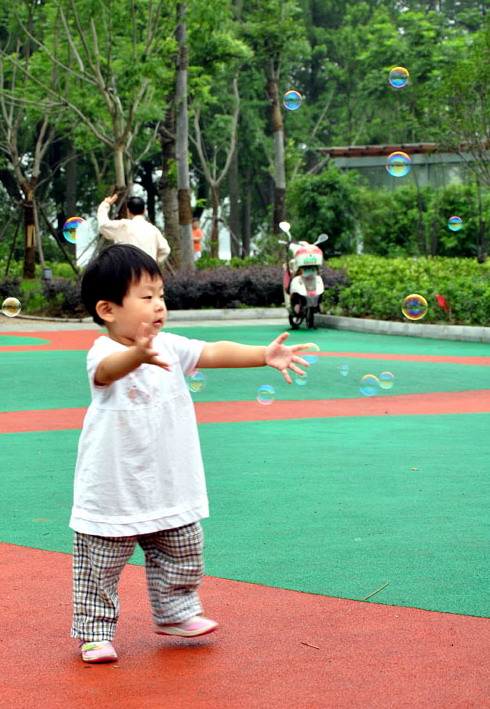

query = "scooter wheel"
(306, 307), (316, 329)
(289, 311), (304, 329)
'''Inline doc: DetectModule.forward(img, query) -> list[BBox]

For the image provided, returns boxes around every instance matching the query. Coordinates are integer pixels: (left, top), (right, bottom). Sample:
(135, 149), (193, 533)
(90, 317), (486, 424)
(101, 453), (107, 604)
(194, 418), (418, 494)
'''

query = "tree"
(2, 0), (176, 193)
(192, 77), (240, 257)
(242, 1), (308, 233)
(434, 20), (490, 189)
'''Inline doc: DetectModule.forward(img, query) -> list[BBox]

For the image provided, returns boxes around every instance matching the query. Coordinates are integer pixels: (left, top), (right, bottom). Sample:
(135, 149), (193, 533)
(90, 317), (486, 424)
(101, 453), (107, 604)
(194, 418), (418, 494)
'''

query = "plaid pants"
(71, 522), (204, 642)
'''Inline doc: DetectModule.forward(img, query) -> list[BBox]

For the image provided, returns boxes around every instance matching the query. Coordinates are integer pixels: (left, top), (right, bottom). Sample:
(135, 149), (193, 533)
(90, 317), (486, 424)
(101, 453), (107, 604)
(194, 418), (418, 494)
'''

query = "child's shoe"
(154, 615), (218, 637)
(80, 640), (118, 663)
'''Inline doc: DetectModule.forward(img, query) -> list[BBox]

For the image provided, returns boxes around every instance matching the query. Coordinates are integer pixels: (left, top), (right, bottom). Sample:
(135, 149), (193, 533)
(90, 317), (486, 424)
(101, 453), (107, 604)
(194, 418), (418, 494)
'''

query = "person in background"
(97, 194), (170, 265)
(192, 218), (203, 261)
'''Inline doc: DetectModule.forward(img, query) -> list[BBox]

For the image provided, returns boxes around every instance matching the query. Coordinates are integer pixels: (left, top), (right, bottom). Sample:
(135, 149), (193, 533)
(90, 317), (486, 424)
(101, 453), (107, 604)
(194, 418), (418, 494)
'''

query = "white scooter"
(279, 221), (329, 330)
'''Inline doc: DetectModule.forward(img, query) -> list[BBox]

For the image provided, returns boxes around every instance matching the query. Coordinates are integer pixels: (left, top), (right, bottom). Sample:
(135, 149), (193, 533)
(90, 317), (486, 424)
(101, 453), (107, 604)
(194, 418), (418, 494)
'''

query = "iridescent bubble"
(379, 371), (395, 390)
(283, 90), (303, 111)
(257, 384), (275, 405)
(63, 216), (86, 244)
(388, 66), (409, 88)
(447, 216), (463, 232)
(402, 294), (428, 321)
(187, 370), (207, 393)
(386, 151), (411, 178)
(303, 343), (320, 364)
(339, 365), (350, 377)
(294, 372), (308, 386)
(1, 296), (21, 318)
(359, 374), (380, 397)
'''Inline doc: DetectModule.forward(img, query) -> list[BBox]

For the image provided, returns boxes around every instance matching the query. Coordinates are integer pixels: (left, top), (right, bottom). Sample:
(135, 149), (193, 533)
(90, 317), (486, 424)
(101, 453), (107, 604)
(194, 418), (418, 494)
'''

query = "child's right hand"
(134, 323), (171, 370)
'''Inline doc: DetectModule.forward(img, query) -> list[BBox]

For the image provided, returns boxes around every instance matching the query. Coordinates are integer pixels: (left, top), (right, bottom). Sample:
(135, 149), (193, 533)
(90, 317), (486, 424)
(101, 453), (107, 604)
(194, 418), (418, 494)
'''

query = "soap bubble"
(402, 294), (428, 321)
(359, 374), (380, 397)
(339, 364), (350, 377)
(386, 151), (411, 178)
(294, 372), (308, 386)
(187, 370), (207, 393)
(257, 384), (275, 405)
(63, 216), (86, 244)
(283, 90), (302, 111)
(303, 343), (320, 364)
(1, 296), (21, 318)
(447, 216), (463, 232)
(388, 66), (409, 88)
(379, 371), (395, 390)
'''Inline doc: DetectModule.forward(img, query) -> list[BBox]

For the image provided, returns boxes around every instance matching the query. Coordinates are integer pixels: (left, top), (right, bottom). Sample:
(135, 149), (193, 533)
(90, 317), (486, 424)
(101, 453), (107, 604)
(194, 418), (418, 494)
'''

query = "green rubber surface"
(1, 325), (489, 617)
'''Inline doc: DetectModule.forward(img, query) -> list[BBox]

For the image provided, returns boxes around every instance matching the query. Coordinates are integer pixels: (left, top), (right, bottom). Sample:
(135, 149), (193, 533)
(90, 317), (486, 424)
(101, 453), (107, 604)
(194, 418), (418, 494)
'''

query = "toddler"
(70, 243), (308, 662)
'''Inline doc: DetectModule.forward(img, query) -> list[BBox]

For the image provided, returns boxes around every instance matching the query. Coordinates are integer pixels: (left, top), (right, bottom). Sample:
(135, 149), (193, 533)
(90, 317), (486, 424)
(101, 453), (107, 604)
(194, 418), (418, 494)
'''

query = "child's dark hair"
(81, 244), (163, 326)
(127, 196), (145, 215)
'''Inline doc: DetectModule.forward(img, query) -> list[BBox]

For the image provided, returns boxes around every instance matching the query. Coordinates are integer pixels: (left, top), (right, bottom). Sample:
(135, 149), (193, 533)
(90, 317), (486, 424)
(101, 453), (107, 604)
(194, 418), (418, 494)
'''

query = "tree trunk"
(176, 3), (194, 270)
(241, 168), (252, 257)
(266, 71), (286, 233)
(159, 106), (180, 269)
(140, 160), (157, 224)
(65, 143), (77, 218)
(114, 145), (126, 191)
(22, 186), (36, 279)
(229, 144), (240, 257)
(209, 183), (220, 258)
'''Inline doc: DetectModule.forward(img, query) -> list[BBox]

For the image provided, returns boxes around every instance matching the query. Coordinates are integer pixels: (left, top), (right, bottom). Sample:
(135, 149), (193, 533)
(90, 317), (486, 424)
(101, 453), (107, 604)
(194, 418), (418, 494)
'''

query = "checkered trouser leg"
(71, 532), (136, 641)
(139, 522), (204, 625)
(71, 523), (205, 641)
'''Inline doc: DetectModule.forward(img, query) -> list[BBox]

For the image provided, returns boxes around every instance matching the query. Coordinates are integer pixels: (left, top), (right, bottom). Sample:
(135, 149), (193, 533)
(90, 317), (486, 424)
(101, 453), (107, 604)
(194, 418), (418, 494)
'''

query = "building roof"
(317, 143), (439, 158)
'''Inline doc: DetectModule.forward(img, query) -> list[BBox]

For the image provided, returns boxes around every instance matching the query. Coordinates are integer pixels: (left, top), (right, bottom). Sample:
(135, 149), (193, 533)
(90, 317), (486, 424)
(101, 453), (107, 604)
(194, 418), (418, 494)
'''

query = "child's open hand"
(135, 323), (170, 370)
(264, 332), (310, 384)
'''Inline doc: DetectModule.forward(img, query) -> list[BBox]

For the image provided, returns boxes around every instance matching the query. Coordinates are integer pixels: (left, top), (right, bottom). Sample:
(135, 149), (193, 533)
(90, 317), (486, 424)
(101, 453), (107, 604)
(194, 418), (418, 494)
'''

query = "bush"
(164, 265), (350, 310)
(325, 255), (490, 325)
(3, 276), (85, 318)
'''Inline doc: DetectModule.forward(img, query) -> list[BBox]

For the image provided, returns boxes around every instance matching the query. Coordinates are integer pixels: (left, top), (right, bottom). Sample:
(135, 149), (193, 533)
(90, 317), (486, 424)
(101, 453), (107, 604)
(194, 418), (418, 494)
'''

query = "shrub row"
(325, 255), (490, 326)
(163, 265), (350, 310)
(3, 256), (489, 327)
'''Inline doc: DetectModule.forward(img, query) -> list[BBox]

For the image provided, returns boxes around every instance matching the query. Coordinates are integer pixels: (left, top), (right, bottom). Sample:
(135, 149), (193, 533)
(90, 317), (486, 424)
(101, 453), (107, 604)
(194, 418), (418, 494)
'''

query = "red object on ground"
(435, 294), (450, 313)
(1, 543), (488, 709)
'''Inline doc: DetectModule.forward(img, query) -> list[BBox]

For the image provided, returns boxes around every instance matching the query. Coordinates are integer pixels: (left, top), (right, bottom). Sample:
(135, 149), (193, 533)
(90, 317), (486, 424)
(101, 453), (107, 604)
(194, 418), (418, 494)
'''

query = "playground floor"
(1, 319), (489, 708)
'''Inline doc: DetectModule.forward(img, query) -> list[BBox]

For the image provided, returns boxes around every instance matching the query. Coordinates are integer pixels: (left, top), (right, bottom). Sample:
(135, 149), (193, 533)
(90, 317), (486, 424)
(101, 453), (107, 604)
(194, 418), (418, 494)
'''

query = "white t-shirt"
(69, 332), (207, 536)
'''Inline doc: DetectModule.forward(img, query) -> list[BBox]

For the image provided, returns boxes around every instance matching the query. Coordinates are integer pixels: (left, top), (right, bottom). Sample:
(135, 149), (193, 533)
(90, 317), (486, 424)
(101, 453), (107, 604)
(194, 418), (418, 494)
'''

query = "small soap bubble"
(359, 374), (380, 397)
(283, 90), (302, 111)
(386, 151), (411, 178)
(303, 343), (320, 364)
(1, 296), (21, 318)
(379, 371), (395, 390)
(187, 370), (207, 393)
(63, 216), (86, 244)
(447, 216), (463, 232)
(256, 384), (275, 405)
(402, 294), (428, 321)
(339, 364), (350, 377)
(388, 66), (409, 88)
(294, 372), (308, 386)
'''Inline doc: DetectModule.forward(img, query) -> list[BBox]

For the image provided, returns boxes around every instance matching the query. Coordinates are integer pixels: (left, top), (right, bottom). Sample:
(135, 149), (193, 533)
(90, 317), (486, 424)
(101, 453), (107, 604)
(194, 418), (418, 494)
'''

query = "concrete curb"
(166, 307), (288, 322)
(10, 308), (490, 342)
(315, 314), (490, 343)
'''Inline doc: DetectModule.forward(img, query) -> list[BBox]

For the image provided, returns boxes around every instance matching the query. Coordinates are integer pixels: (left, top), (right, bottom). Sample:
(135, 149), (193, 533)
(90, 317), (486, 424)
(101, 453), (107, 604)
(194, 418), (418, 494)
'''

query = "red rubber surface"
(1, 544), (488, 709)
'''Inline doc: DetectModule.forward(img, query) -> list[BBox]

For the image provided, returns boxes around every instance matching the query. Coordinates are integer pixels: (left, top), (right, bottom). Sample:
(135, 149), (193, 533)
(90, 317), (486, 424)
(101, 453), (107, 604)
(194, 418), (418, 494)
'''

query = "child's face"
(107, 272), (167, 345)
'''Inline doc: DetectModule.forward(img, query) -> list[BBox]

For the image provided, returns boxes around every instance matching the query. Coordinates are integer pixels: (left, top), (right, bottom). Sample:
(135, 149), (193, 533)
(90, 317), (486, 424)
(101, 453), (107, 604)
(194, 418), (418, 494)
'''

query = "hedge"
(325, 255), (490, 326)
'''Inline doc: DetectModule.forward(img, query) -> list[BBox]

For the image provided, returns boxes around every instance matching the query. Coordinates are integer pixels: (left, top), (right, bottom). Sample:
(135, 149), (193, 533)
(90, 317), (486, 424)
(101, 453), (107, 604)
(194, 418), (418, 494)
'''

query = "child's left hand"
(265, 332), (310, 384)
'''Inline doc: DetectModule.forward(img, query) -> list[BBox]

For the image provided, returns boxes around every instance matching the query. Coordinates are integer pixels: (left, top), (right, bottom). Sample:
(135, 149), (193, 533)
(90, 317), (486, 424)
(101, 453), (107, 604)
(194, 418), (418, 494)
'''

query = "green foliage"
(287, 163), (361, 255)
(325, 255), (490, 325)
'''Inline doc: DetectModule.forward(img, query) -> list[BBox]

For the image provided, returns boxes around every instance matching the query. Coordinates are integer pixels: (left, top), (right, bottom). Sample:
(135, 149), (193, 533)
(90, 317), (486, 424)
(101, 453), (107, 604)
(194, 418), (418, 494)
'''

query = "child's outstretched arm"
(94, 323), (170, 385)
(197, 332), (309, 384)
